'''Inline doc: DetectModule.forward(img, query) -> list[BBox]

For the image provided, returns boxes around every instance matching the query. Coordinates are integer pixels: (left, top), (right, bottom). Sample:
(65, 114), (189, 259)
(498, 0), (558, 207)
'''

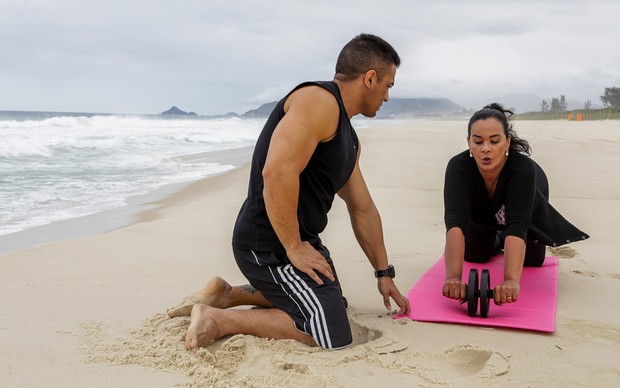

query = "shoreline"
(0, 146), (254, 257)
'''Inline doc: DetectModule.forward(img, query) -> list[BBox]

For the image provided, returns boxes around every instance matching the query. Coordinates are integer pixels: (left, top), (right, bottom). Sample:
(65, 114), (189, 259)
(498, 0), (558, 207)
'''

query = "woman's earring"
(469, 151), (473, 158)
(505, 149), (509, 156)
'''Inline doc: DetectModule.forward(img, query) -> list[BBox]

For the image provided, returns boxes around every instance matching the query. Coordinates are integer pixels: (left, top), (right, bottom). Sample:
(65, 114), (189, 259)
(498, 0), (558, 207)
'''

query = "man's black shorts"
(233, 245), (352, 349)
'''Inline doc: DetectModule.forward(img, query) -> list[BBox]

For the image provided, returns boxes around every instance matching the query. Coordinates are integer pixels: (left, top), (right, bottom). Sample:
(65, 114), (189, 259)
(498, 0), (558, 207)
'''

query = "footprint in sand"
(548, 245), (578, 259)
(572, 270), (620, 280)
(442, 345), (509, 378)
(572, 270), (598, 278)
(349, 318), (408, 354)
(275, 361), (309, 374)
(350, 319), (382, 346)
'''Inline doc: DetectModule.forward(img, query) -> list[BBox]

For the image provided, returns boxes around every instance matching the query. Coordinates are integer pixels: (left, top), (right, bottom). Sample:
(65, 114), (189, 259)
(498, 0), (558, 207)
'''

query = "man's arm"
(262, 86), (338, 285)
(337, 150), (410, 315)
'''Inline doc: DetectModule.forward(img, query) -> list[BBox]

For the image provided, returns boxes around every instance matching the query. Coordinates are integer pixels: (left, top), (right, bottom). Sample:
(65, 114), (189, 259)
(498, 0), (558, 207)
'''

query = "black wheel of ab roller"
(480, 269), (494, 318)
(467, 269), (479, 317)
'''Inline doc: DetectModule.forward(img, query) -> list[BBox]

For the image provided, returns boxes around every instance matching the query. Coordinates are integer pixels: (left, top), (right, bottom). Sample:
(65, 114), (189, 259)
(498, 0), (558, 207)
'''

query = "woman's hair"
(467, 102), (531, 156)
(335, 33), (400, 82)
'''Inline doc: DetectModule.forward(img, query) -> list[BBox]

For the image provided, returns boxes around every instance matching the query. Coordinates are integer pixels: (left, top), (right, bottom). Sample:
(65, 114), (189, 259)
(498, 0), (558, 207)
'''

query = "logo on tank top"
(495, 204), (506, 225)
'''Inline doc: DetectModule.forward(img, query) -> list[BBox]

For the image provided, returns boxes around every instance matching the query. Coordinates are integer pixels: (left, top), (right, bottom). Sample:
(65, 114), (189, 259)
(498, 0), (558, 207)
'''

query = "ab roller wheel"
(466, 269), (494, 318)
(479, 269), (493, 318)
(467, 269), (478, 317)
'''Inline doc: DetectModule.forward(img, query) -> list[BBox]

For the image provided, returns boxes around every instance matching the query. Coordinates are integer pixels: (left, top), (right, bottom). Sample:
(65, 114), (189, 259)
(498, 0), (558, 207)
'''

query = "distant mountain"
(160, 106), (197, 116)
(240, 98), (464, 118)
(241, 102), (278, 118)
(203, 111), (240, 119)
(377, 98), (464, 118)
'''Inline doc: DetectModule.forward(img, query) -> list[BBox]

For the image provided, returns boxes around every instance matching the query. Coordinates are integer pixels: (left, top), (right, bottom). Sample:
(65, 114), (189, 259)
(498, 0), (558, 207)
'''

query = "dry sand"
(1, 119), (618, 387)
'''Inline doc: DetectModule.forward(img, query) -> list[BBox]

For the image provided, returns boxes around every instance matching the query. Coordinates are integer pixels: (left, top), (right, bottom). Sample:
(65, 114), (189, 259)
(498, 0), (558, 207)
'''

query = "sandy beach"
(1, 119), (618, 387)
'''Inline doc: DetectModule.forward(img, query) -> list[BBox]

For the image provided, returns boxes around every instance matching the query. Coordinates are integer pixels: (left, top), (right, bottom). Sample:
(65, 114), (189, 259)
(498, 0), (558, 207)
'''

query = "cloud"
(1, 0), (618, 114)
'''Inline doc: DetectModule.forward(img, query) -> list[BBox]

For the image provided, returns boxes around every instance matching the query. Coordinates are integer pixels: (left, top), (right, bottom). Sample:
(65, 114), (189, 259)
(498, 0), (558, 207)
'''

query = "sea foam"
(0, 113), (264, 236)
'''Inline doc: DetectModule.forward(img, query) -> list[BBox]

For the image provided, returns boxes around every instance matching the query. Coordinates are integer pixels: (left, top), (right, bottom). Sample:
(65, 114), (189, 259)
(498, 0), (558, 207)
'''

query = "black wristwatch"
(374, 264), (395, 278)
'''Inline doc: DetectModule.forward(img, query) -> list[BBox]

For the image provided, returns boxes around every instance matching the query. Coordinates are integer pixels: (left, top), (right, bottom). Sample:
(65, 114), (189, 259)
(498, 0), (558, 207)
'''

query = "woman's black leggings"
(464, 161), (549, 268)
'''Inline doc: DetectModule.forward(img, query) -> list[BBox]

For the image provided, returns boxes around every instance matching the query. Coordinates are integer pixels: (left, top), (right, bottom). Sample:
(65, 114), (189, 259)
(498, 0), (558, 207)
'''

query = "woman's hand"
(443, 277), (467, 302)
(493, 279), (520, 306)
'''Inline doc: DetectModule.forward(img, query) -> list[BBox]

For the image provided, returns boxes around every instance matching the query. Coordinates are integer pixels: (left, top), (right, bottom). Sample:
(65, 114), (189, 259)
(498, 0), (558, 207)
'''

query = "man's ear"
(364, 69), (377, 88)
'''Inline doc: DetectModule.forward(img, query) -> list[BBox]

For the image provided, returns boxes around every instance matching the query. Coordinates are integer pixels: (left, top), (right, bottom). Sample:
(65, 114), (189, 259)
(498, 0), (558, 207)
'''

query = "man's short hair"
(335, 33), (400, 82)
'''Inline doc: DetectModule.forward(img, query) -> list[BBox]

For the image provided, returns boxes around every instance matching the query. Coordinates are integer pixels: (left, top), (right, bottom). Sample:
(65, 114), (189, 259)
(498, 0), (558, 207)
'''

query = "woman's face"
(468, 117), (511, 175)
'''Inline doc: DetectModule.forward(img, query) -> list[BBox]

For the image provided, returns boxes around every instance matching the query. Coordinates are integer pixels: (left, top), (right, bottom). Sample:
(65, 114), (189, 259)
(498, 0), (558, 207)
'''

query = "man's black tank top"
(232, 81), (359, 254)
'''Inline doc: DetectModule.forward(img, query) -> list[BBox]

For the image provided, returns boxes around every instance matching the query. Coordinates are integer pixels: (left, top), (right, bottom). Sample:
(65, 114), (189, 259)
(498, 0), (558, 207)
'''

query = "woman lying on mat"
(442, 103), (588, 306)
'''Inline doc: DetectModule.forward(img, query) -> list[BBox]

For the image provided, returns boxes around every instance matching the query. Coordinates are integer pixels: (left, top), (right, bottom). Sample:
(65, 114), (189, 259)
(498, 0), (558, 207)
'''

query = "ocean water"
(0, 111), (264, 237)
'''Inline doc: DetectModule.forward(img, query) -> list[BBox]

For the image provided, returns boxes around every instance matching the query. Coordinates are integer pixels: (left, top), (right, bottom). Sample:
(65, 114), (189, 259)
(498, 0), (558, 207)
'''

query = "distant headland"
(159, 106), (198, 116)
(159, 92), (605, 119)
(239, 98), (466, 119)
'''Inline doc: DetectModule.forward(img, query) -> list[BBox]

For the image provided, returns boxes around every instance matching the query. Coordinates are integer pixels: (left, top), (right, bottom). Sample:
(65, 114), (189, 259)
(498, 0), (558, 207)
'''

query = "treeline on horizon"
(515, 86), (620, 121)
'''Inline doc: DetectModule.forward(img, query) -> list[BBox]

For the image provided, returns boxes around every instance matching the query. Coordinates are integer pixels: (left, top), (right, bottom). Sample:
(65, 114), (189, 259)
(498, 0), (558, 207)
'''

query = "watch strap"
(374, 264), (395, 278)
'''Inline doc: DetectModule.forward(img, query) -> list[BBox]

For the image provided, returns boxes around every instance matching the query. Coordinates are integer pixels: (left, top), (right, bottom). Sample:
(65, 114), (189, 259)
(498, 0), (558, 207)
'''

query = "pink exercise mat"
(395, 254), (558, 332)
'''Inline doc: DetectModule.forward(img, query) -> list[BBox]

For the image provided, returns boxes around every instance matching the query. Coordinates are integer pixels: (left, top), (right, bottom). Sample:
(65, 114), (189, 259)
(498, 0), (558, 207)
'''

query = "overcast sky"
(1, 0), (618, 115)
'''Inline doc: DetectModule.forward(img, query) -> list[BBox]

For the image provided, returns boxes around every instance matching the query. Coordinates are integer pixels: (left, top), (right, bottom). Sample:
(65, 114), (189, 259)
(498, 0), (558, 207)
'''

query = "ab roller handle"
(466, 269), (494, 318)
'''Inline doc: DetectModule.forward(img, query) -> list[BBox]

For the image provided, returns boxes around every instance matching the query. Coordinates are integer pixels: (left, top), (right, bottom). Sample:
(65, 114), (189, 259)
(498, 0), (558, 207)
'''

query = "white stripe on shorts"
(276, 264), (332, 349)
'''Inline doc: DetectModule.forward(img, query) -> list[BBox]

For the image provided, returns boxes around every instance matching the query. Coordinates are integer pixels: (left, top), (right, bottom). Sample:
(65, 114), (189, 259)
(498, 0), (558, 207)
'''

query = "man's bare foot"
(185, 304), (221, 350)
(168, 276), (232, 318)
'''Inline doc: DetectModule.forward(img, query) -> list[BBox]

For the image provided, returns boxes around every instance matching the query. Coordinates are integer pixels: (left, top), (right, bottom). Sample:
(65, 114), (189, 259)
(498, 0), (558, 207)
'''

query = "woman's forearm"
(503, 235), (526, 283)
(444, 227), (465, 280)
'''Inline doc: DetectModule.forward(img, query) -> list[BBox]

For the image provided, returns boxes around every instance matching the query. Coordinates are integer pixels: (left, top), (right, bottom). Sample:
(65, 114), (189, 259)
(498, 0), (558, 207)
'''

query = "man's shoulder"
(290, 81), (338, 101)
(285, 82), (340, 115)
(292, 80), (336, 92)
